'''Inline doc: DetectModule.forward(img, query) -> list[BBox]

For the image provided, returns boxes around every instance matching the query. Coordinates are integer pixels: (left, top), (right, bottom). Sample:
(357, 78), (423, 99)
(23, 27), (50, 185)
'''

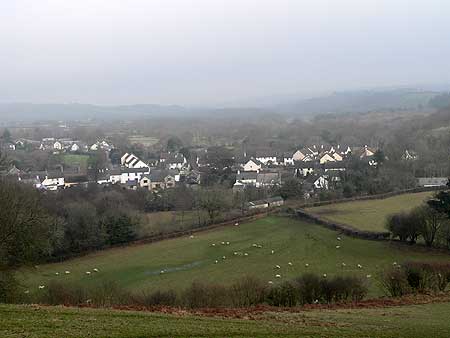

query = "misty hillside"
(276, 89), (438, 115)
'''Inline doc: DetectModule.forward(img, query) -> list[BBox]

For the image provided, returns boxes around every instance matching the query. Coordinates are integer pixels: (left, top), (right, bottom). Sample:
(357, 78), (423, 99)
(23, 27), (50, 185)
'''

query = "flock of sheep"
(32, 267), (100, 292)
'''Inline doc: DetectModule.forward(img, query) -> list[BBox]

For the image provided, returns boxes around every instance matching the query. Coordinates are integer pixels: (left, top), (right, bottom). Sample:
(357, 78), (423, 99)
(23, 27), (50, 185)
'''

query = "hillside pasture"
(18, 216), (450, 298)
(305, 191), (434, 232)
(2, 301), (450, 338)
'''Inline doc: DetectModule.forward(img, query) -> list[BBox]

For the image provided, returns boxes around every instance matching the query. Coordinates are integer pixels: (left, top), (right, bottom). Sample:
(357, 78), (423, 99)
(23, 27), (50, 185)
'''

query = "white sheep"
(275, 265), (281, 269)
(189, 235), (194, 239)
(336, 245), (340, 249)
(38, 285), (45, 289)
(337, 237), (341, 241)
(323, 274), (327, 278)
(235, 222), (239, 226)
(366, 274), (372, 278)
(244, 253), (249, 256)
(211, 243), (216, 247)
(160, 270), (165, 274)
(214, 260), (218, 264)
(86, 271), (91, 275)
(271, 250), (275, 255)
(55, 272), (59, 276)
(341, 262), (346, 267)
(222, 256), (226, 260)
(257, 245), (262, 248)
(268, 281), (273, 284)
(226, 241), (230, 245)
(65, 271), (70, 274)
(221, 241), (225, 245)
(275, 274), (281, 278)
(305, 263), (309, 267)
(233, 252), (238, 256)
(357, 264), (363, 269)
(288, 262), (293, 266)
(252, 243), (257, 247)
(93, 268), (99, 272)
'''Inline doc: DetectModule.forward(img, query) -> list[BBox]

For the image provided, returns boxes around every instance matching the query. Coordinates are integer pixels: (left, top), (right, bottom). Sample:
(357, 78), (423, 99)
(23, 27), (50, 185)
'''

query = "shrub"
(403, 262), (450, 293)
(266, 281), (297, 307)
(182, 281), (229, 308)
(229, 276), (267, 307)
(379, 267), (412, 297)
(42, 281), (88, 305)
(0, 271), (20, 303)
(136, 289), (178, 307)
(295, 273), (322, 304)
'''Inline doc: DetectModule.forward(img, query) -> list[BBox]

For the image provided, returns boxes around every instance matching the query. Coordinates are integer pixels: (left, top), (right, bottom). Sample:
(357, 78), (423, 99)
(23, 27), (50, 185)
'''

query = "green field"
(60, 154), (90, 170)
(2, 301), (450, 337)
(128, 135), (159, 147)
(306, 192), (434, 232)
(19, 216), (450, 298)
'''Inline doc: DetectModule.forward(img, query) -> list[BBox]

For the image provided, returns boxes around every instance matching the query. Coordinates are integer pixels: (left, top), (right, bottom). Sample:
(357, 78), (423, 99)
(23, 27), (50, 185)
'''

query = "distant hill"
(275, 89), (439, 116)
(0, 103), (188, 122)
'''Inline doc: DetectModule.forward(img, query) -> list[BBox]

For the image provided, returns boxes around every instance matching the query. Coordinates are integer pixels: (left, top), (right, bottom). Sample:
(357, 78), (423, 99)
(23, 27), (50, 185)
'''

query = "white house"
(70, 143), (80, 152)
(166, 154), (187, 170)
(235, 171), (257, 185)
(292, 149), (306, 161)
(319, 153), (336, 164)
(332, 152), (343, 161)
(283, 153), (294, 166)
(313, 175), (329, 190)
(243, 159), (262, 172)
(255, 152), (278, 165)
(41, 173), (65, 190)
(53, 141), (63, 150)
(121, 153), (148, 169)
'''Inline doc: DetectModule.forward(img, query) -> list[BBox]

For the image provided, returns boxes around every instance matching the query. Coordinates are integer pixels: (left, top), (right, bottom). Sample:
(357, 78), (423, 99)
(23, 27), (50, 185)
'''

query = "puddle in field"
(144, 260), (204, 276)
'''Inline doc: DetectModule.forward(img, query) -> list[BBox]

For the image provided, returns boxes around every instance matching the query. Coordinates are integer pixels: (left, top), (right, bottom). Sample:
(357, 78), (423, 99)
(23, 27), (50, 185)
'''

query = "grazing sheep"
(214, 260), (218, 264)
(233, 252), (238, 255)
(189, 235), (194, 239)
(38, 285), (45, 289)
(275, 274), (281, 278)
(366, 274), (372, 278)
(275, 265), (281, 269)
(357, 264), (363, 269)
(305, 263), (309, 267)
(160, 270), (165, 274)
(86, 271), (91, 275)
(271, 250), (275, 255)
(323, 274), (327, 278)
(24, 290), (30, 294)
(341, 262), (346, 267)
(336, 245), (340, 249)
(257, 245), (262, 248)
(93, 268), (99, 272)
(313, 299), (319, 304)
(337, 237), (341, 241)
(268, 281), (273, 284)
(55, 272), (59, 276)
(211, 243), (216, 247)
(244, 253), (249, 256)
(222, 256), (226, 260)
(288, 262), (293, 266)
(226, 242), (230, 245)
(393, 262), (397, 265)
(252, 243), (257, 247)
(221, 241), (225, 245)
(235, 222), (239, 226)
(65, 271), (70, 274)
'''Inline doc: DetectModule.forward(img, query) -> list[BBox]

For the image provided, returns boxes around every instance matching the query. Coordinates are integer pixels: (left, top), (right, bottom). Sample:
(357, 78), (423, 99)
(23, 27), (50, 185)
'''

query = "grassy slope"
(306, 192), (434, 232)
(19, 216), (450, 297)
(2, 302), (450, 338)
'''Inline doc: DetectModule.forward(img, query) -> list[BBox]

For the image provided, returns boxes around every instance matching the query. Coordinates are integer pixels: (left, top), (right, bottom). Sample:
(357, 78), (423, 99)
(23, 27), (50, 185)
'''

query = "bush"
(229, 276), (267, 307)
(266, 281), (297, 307)
(379, 267), (412, 297)
(295, 273), (322, 304)
(0, 271), (20, 303)
(403, 262), (450, 293)
(182, 281), (229, 308)
(135, 289), (178, 307)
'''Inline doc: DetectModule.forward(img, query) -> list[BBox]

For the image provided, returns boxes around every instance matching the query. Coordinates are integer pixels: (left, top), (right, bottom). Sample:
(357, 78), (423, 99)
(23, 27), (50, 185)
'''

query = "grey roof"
(417, 177), (448, 187)
(267, 196), (284, 203)
(256, 172), (281, 184)
(236, 172), (258, 180)
(147, 170), (175, 182)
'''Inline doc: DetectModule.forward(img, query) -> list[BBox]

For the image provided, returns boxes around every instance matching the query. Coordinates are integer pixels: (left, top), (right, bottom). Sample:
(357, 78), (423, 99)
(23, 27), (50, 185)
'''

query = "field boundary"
(294, 187), (442, 240)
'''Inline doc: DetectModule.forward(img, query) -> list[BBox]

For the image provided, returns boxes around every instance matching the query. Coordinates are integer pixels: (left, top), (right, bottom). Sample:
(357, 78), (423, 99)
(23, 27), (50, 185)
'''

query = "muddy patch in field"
(144, 261), (204, 276)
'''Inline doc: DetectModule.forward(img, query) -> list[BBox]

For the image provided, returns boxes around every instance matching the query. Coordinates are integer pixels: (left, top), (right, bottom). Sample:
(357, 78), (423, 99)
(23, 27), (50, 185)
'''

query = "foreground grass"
(19, 216), (450, 298)
(306, 192), (434, 232)
(2, 302), (450, 337)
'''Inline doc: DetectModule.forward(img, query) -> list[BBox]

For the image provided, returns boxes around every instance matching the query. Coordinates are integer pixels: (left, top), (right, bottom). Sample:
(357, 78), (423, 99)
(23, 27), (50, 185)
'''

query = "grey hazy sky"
(1, 0), (450, 105)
